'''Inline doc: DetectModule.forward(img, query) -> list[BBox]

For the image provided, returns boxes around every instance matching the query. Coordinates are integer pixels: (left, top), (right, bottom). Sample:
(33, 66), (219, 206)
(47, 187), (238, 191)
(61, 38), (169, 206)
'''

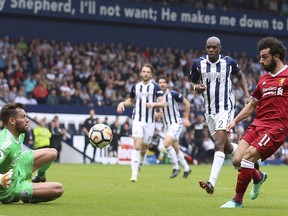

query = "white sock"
(166, 146), (179, 170)
(231, 143), (238, 155)
(241, 158), (254, 169)
(177, 151), (190, 172)
(131, 149), (140, 177)
(208, 151), (225, 187)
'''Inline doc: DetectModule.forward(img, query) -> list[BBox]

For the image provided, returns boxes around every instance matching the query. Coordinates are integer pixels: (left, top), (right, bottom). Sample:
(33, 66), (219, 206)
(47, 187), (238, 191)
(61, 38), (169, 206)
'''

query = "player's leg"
(130, 121), (144, 182)
(173, 141), (191, 178)
(83, 140), (89, 163)
(200, 111), (234, 193)
(32, 148), (57, 182)
(92, 145), (97, 163)
(232, 139), (249, 169)
(221, 145), (261, 207)
(165, 135), (180, 178)
(206, 130), (226, 188)
(29, 182), (64, 203)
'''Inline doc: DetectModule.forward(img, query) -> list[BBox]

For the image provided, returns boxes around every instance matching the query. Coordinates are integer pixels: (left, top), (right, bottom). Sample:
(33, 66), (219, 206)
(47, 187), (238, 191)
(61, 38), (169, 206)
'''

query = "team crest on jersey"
(279, 78), (285, 86)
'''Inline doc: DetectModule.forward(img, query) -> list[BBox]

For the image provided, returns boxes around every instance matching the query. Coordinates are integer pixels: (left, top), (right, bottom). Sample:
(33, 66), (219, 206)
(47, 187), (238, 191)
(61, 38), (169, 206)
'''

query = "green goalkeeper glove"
(0, 169), (13, 188)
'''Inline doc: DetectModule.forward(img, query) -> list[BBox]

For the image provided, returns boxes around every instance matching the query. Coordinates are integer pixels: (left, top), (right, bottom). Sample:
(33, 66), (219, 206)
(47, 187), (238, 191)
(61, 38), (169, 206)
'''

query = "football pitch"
(1, 164), (288, 216)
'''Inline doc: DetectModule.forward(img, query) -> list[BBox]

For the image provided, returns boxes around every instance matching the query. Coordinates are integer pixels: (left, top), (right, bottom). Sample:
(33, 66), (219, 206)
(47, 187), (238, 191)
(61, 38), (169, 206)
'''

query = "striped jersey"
(161, 89), (183, 127)
(189, 54), (239, 114)
(130, 80), (163, 123)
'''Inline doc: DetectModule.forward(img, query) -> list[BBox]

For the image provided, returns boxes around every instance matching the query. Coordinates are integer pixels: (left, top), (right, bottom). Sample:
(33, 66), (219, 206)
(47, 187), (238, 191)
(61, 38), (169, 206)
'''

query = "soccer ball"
(89, 123), (113, 148)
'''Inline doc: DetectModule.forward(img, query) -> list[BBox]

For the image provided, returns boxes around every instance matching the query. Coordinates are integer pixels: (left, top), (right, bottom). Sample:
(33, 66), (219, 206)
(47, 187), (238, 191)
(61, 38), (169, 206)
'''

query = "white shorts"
(132, 121), (155, 145)
(205, 110), (234, 139)
(164, 123), (183, 141)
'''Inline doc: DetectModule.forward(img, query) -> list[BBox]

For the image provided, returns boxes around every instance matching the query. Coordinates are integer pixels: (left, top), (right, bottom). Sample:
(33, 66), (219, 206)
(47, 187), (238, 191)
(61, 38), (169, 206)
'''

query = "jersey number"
(218, 120), (223, 128)
(258, 134), (270, 146)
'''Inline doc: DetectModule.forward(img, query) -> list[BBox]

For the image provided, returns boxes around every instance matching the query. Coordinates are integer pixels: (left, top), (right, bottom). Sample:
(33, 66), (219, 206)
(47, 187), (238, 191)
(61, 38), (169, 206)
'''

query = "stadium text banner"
(1, 0), (288, 36)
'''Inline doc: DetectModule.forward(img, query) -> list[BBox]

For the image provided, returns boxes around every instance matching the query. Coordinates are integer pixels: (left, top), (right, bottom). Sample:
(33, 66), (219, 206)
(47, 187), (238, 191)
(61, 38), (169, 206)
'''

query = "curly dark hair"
(0, 102), (25, 125)
(257, 37), (286, 62)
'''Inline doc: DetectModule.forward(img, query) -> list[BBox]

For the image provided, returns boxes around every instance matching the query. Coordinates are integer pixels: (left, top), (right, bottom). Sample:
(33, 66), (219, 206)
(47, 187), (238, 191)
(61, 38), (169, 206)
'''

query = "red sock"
(233, 167), (254, 203)
(252, 168), (262, 184)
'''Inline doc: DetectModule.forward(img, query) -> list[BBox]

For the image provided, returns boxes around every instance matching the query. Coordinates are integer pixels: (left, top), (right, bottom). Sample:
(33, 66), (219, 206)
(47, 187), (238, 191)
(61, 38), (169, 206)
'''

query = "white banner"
(117, 136), (133, 165)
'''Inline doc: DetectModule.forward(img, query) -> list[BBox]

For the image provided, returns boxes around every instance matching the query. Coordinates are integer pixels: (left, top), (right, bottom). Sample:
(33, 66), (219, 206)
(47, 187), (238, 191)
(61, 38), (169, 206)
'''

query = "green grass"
(1, 164), (288, 216)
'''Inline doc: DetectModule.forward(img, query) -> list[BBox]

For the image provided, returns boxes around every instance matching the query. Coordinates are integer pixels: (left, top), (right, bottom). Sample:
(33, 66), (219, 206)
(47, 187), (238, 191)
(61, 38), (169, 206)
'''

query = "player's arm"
(147, 95), (166, 109)
(236, 69), (250, 104)
(189, 62), (206, 93)
(182, 98), (191, 127)
(117, 97), (134, 113)
(117, 84), (136, 113)
(227, 97), (258, 131)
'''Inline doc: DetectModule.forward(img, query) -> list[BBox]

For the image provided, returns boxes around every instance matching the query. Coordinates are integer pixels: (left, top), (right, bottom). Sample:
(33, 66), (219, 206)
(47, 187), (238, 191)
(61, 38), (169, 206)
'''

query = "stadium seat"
(68, 123), (77, 136)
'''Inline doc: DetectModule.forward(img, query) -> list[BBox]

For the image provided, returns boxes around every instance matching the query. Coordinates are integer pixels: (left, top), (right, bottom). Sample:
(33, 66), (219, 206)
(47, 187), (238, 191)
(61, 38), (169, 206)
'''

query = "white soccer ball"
(89, 123), (113, 148)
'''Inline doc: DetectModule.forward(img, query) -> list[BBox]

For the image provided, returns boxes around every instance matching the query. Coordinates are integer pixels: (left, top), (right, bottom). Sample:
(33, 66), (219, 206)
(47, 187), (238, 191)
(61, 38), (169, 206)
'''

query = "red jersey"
(252, 66), (288, 134)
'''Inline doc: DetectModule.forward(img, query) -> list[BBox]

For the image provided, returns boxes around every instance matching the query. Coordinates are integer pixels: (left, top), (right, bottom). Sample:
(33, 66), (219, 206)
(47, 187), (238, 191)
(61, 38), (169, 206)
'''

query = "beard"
(15, 122), (28, 134)
(263, 59), (276, 72)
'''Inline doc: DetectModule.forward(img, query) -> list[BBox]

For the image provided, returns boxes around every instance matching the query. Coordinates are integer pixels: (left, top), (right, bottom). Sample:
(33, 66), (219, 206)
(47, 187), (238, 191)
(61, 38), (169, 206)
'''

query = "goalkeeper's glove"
(0, 169), (13, 188)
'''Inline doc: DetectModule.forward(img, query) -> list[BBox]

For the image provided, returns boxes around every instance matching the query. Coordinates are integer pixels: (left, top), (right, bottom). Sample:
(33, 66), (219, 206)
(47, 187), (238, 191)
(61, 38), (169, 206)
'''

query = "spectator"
(109, 116), (121, 157)
(14, 88), (27, 104)
(26, 92), (38, 105)
(119, 121), (131, 137)
(8, 86), (18, 102)
(23, 73), (37, 95)
(201, 127), (215, 164)
(46, 88), (59, 105)
(49, 116), (69, 162)
(193, 114), (205, 160)
(82, 108), (99, 163)
(79, 87), (90, 105)
(33, 80), (49, 104)
(24, 127), (35, 148)
(16, 36), (28, 53)
(33, 118), (52, 150)
(59, 90), (71, 105)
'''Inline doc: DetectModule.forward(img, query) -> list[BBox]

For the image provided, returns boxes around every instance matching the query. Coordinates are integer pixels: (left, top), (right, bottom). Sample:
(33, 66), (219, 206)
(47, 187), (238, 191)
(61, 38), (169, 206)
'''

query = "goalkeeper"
(0, 102), (64, 204)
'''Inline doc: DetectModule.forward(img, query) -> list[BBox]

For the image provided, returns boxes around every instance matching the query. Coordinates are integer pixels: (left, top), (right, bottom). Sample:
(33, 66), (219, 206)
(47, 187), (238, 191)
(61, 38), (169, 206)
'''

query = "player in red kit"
(221, 37), (288, 208)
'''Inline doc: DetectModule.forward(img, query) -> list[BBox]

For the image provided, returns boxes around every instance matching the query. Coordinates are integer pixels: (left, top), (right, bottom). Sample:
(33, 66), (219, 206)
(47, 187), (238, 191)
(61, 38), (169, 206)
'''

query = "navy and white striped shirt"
(161, 89), (183, 127)
(189, 54), (239, 114)
(130, 80), (163, 123)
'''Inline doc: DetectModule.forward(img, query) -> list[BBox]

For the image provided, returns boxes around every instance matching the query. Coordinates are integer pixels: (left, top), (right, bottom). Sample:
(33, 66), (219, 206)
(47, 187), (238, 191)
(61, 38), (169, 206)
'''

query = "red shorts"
(241, 125), (287, 161)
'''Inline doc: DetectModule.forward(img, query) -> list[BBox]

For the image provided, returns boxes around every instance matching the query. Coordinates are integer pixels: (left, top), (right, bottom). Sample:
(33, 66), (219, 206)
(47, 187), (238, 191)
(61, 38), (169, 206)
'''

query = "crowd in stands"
(130, 0), (288, 15)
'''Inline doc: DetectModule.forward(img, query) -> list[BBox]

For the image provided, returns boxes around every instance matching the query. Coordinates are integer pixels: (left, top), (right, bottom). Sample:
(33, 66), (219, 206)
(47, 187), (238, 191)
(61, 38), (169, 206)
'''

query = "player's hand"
(226, 121), (236, 133)
(117, 102), (125, 113)
(183, 119), (191, 127)
(146, 102), (154, 109)
(194, 84), (206, 94)
(0, 169), (13, 188)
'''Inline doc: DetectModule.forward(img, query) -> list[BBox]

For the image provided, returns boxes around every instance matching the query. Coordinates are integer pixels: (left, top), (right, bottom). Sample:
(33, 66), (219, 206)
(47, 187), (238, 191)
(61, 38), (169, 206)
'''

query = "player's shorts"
(164, 123), (183, 141)
(0, 150), (34, 204)
(132, 121), (155, 145)
(205, 110), (234, 139)
(242, 125), (287, 161)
